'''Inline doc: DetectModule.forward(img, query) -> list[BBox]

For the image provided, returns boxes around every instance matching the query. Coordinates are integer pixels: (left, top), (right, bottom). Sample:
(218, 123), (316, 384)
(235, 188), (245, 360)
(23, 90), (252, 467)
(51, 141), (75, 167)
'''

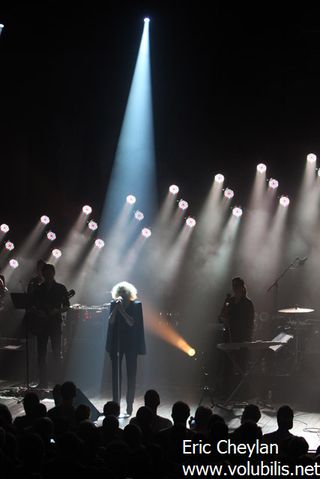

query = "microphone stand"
(266, 257), (300, 319)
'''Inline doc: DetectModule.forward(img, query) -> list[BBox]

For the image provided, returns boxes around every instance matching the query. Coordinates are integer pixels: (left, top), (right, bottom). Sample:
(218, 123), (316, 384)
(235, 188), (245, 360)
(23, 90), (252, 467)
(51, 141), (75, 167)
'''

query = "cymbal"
(278, 307), (314, 313)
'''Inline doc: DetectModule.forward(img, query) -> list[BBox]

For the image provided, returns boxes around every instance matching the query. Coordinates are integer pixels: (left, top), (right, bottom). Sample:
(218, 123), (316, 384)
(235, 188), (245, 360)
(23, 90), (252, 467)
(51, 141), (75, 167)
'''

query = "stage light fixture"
(224, 188), (234, 199)
(279, 196), (290, 207)
(40, 215), (50, 225)
(47, 231), (56, 241)
(178, 199), (188, 210)
(82, 205), (92, 215)
(169, 185), (179, 195)
(141, 228), (152, 238)
(88, 220), (98, 231)
(257, 163), (267, 173)
(188, 348), (196, 357)
(232, 207), (243, 217)
(144, 17), (150, 23)
(9, 259), (19, 269)
(269, 178), (279, 189)
(126, 195), (137, 205)
(52, 249), (62, 258)
(95, 239), (105, 249)
(307, 153), (317, 163)
(186, 217), (196, 228)
(5, 241), (14, 251)
(215, 174), (224, 184)
(0, 224), (9, 233)
(135, 210), (144, 221)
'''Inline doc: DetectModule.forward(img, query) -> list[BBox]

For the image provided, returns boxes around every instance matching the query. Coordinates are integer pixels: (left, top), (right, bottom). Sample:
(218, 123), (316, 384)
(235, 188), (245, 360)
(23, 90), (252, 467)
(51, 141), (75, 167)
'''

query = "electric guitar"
(28, 289), (75, 335)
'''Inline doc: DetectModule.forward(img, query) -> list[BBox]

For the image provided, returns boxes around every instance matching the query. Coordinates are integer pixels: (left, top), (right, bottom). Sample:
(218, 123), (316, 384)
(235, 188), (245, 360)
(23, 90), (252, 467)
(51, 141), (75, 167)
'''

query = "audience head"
(23, 391), (40, 416)
(61, 381), (77, 401)
(287, 436), (309, 458)
(102, 415), (119, 436)
(144, 389), (160, 411)
(33, 417), (54, 443)
(277, 405), (294, 430)
(194, 406), (212, 430)
(0, 404), (12, 427)
(52, 384), (62, 406)
(234, 420), (262, 445)
(75, 404), (91, 423)
(171, 401), (190, 426)
(241, 404), (261, 424)
(103, 400), (120, 417)
(135, 406), (154, 430)
(123, 423), (143, 448)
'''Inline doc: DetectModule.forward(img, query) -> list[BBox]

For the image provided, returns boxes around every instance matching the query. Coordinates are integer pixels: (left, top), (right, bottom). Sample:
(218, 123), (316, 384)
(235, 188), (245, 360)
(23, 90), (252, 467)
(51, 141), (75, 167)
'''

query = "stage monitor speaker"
(75, 388), (101, 422)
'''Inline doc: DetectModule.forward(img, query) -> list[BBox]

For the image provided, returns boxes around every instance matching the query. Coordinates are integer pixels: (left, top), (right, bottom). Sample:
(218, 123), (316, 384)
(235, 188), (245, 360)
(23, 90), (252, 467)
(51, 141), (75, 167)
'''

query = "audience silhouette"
(1, 384), (319, 479)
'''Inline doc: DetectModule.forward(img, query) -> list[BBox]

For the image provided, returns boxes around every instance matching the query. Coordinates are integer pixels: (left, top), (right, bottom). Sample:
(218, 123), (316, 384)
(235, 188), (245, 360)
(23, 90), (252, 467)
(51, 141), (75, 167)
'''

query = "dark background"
(1, 1), (320, 242)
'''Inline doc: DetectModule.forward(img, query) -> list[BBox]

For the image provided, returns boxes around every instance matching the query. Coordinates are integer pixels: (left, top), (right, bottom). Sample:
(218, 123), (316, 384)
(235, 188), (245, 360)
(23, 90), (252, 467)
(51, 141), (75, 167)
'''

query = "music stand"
(217, 341), (286, 411)
(197, 351), (215, 408)
(11, 293), (33, 391)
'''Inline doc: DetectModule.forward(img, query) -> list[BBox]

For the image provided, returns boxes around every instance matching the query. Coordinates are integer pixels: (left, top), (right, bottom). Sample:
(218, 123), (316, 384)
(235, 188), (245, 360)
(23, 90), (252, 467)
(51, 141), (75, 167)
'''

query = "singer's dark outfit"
(106, 300), (146, 414)
(32, 281), (70, 386)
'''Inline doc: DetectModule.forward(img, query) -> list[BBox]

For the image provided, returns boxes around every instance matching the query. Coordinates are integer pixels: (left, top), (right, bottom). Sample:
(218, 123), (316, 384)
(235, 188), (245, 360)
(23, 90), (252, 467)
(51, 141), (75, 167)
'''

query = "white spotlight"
(186, 217), (196, 228)
(47, 231), (56, 241)
(307, 153), (317, 163)
(52, 249), (62, 258)
(269, 178), (279, 189)
(9, 259), (19, 269)
(40, 215), (50, 225)
(169, 185), (179, 195)
(82, 205), (92, 215)
(257, 163), (267, 174)
(144, 17), (150, 23)
(224, 188), (234, 199)
(0, 224), (9, 233)
(178, 199), (189, 210)
(88, 220), (98, 231)
(5, 241), (14, 251)
(141, 228), (152, 238)
(215, 174), (224, 184)
(95, 239), (105, 249)
(232, 207), (243, 218)
(279, 196), (290, 207)
(135, 210), (144, 221)
(126, 195), (136, 205)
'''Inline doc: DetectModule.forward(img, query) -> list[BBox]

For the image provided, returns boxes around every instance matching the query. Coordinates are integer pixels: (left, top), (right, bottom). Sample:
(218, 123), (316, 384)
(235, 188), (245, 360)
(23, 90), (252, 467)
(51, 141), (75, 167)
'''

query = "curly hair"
(111, 281), (138, 301)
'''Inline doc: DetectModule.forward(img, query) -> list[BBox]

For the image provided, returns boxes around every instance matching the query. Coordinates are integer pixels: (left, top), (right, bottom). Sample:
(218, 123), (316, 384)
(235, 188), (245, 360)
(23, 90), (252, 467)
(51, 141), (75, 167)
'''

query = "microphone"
(298, 256), (308, 266)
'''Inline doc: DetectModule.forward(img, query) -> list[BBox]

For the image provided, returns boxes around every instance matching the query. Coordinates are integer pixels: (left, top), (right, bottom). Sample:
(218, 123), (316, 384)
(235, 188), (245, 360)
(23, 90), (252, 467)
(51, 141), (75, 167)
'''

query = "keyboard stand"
(217, 349), (268, 410)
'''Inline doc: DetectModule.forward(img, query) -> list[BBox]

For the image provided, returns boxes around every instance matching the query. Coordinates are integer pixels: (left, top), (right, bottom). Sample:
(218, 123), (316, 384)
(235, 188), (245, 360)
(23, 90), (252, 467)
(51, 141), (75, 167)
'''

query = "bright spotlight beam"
(143, 302), (196, 356)
(100, 18), (157, 233)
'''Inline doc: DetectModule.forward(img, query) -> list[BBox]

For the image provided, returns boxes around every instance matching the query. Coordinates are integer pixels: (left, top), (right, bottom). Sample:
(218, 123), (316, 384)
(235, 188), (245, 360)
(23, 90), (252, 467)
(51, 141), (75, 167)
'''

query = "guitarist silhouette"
(31, 263), (72, 388)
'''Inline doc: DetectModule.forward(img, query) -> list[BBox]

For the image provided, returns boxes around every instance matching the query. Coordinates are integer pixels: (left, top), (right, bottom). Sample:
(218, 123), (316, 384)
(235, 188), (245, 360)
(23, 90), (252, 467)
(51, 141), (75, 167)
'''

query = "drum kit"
(277, 305), (318, 372)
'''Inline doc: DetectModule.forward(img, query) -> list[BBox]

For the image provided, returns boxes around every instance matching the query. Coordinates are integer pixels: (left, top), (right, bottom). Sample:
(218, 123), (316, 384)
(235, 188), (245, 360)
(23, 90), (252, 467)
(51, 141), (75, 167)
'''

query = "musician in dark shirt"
(0, 274), (6, 310)
(219, 277), (255, 397)
(106, 281), (146, 416)
(221, 277), (254, 343)
(32, 264), (70, 388)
